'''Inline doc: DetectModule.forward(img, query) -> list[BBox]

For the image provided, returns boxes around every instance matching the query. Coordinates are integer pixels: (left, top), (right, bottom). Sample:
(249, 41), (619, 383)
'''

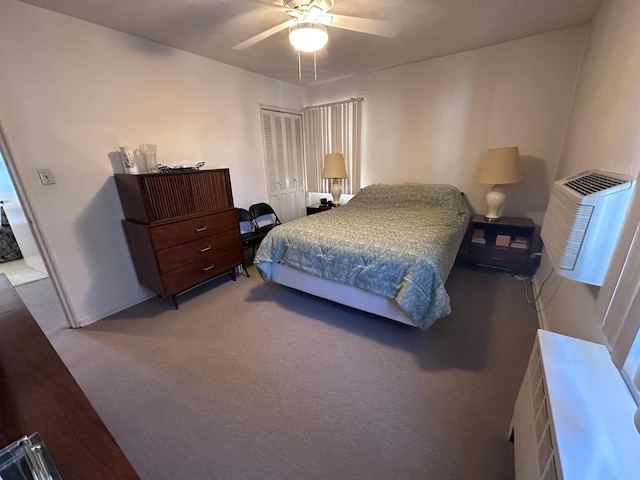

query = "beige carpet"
(33, 262), (538, 480)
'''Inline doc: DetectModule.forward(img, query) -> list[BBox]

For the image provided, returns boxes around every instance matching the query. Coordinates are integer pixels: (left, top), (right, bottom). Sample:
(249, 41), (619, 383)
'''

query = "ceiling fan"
(232, 0), (402, 53)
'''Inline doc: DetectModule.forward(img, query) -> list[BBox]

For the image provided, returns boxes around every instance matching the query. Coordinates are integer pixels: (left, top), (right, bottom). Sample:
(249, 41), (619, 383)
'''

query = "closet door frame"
(260, 106), (306, 222)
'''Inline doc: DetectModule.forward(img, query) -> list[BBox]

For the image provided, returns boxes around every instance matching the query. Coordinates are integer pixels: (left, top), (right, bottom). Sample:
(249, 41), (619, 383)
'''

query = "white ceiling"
(17, 0), (603, 86)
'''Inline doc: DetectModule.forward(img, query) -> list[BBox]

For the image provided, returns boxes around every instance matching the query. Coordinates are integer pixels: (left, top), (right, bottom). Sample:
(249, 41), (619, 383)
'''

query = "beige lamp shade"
(322, 153), (348, 204)
(322, 153), (348, 179)
(476, 146), (521, 221)
(476, 147), (521, 185)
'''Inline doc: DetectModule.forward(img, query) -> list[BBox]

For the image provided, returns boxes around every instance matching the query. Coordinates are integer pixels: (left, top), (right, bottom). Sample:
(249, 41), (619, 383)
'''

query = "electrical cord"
(510, 266), (555, 312)
(530, 266), (554, 303)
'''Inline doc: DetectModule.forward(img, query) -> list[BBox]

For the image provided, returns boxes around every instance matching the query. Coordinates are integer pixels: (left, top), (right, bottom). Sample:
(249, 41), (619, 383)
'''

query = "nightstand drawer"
(469, 246), (528, 270)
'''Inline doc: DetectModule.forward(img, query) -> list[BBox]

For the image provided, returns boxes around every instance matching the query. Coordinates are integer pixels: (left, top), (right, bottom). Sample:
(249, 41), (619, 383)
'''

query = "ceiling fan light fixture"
(289, 22), (328, 52)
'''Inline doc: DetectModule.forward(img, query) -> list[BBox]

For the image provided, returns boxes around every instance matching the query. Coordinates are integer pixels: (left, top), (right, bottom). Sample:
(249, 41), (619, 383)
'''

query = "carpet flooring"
(24, 262), (539, 480)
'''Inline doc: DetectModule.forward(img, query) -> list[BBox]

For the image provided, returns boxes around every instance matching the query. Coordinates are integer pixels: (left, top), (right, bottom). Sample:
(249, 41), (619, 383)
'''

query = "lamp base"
(330, 180), (342, 204)
(485, 185), (506, 221)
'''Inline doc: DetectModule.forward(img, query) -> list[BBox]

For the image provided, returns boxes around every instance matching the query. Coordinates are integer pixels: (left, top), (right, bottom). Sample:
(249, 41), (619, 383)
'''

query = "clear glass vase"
(141, 144), (158, 173)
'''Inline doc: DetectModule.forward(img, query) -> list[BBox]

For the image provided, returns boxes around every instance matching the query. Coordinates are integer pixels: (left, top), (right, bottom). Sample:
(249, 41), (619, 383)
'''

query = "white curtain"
(303, 98), (362, 196)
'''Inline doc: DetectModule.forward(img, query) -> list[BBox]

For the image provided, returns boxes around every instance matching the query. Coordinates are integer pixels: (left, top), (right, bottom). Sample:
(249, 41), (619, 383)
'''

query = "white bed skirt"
(268, 263), (417, 327)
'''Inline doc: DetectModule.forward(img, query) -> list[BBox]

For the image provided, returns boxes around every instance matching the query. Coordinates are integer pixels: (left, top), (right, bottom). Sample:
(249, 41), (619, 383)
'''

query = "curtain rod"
(303, 97), (363, 111)
(259, 104), (302, 115)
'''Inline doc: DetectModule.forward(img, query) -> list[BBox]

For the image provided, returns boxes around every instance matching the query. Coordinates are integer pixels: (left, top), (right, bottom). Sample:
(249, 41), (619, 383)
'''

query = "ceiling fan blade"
(232, 19), (296, 50)
(327, 14), (401, 38)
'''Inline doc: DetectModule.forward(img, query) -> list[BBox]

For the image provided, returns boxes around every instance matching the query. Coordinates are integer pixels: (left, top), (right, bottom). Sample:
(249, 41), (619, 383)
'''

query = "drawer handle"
(195, 226), (208, 233)
(199, 246), (211, 253)
(490, 256), (503, 261)
(202, 264), (214, 272)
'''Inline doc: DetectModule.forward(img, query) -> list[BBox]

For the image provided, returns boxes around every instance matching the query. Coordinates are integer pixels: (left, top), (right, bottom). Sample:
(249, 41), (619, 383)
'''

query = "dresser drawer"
(150, 209), (237, 250)
(156, 229), (240, 274)
(161, 248), (241, 295)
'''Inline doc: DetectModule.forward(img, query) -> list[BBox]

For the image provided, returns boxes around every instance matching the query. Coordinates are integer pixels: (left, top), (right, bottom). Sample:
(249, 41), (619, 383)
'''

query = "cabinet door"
(115, 170), (233, 223)
(188, 170), (234, 212)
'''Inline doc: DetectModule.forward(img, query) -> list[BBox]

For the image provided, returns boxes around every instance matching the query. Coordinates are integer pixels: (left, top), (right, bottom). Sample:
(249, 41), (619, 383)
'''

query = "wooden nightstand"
(306, 204), (338, 215)
(466, 215), (535, 274)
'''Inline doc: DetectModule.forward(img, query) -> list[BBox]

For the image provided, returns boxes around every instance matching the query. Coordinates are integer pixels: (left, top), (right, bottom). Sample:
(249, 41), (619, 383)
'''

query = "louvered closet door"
(261, 108), (306, 222)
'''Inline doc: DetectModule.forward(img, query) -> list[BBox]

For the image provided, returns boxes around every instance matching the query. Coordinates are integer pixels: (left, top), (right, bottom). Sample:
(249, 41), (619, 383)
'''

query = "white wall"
(0, 0), (304, 325)
(535, 0), (640, 343)
(305, 27), (589, 226)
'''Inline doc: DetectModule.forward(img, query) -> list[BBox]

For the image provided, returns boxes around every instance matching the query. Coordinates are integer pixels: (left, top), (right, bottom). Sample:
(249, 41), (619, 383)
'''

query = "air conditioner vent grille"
(564, 172), (625, 196)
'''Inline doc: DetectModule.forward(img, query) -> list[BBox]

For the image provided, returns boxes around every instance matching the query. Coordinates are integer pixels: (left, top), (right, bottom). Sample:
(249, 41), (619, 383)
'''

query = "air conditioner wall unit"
(540, 169), (635, 286)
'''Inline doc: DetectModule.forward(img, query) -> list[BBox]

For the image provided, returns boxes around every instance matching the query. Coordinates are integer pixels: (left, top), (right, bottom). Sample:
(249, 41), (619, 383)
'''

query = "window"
(594, 175), (640, 404)
(303, 98), (362, 198)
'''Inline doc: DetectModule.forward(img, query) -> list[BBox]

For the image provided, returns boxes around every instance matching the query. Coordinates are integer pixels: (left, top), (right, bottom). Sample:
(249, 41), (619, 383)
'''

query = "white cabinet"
(510, 329), (640, 480)
(261, 109), (306, 222)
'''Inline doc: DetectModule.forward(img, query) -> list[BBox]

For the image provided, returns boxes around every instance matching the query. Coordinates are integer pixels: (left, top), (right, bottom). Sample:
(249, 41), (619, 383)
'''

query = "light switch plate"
(37, 168), (55, 185)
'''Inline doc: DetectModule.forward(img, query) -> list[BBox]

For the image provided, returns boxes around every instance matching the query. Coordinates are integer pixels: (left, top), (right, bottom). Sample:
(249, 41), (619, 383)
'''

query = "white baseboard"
(76, 292), (154, 327)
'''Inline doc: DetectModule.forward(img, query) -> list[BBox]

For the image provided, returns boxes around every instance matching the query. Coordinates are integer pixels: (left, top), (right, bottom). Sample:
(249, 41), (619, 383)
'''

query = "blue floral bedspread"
(254, 184), (470, 330)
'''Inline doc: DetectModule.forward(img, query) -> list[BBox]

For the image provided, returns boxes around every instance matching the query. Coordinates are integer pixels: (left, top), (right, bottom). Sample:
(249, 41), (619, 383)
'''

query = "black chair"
(236, 208), (266, 276)
(249, 202), (282, 235)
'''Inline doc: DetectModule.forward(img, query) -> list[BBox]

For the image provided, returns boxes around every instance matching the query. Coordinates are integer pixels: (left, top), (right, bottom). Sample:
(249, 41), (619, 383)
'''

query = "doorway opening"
(0, 127), (74, 330)
(0, 153), (48, 286)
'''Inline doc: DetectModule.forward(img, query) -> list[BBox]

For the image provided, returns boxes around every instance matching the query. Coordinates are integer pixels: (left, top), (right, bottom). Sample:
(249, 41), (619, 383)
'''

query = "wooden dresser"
(114, 169), (243, 307)
(0, 273), (140, 479)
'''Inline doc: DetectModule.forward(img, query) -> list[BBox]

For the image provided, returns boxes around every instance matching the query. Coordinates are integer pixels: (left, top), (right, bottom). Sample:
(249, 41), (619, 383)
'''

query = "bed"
(254, 183), (470, 330)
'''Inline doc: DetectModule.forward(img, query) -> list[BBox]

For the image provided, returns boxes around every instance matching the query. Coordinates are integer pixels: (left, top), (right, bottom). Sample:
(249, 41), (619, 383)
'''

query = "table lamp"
(476, 146), (521, 221)
(322, 153), (348, 204)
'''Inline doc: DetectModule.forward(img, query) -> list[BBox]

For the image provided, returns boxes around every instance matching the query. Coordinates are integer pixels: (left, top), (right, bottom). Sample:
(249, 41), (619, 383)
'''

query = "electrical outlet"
(37, 168), (55, 185)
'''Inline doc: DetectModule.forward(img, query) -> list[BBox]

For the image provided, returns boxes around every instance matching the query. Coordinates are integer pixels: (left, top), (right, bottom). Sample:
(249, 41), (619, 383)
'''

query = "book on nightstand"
(510, 235), (530, 249)
(495, 234), (511, 248)
(471, 229), (486, 245)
